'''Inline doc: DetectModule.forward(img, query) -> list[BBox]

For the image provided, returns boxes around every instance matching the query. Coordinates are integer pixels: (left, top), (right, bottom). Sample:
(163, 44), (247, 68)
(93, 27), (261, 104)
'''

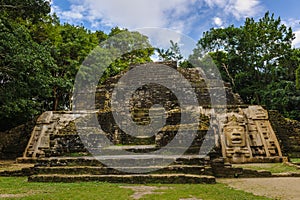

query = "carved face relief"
(224, 125), (246, 147)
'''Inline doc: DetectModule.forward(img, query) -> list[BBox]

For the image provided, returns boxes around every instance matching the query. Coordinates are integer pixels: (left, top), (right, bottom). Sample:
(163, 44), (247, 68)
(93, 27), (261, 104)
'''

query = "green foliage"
(156, 40), (196, 68)
(0, 0), (50, 22)
(261, 80), (299, 118)
(95, 30), (108, 44)
(0, 0), (100, 129)
(194, 12), (300, 120)
(98, 28), (154, 83)
(156, 40), (183, 63)
(48, 24), (99, 110)
(22, 16), (99, 111)
(179, 60), (194, 68)
(296, 66), (300, 90)
(0, 16), (55, 130)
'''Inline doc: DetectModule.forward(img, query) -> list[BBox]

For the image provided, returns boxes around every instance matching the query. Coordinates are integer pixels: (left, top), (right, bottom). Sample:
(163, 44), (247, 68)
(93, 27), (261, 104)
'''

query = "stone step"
(271, 172), (300, 177)
(0, 167), (34, 177)
(103, 145), (156, 149)
(98, 145), (203, 155)
(30, 156), (209, 167)
(293, 162), (300, 166)
(102, 145), (158, 153)
(33, 165), (212, 175)
(237, 169), (272, 178)
(28, 174), (216, 184)
(212, 164), (273, 178)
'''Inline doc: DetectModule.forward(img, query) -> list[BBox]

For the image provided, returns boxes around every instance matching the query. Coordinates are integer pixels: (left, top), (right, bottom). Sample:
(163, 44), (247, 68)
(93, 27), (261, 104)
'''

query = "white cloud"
(227, 0), (262, 19)
(282, 18), (300, 48)
(52, 4), (87, 24)
(51, 0), (207, 50)
(63, 5), (85, 20)
(293, 30), (300, 48)
(213, 17), (223, 26)
(284, 19), (300, 29)
(204, 0), (227, 8)
(52, 0), (264, 48)
(54, 0), (263, 31)
(205, 0), (262, 20)
(55, 0), (200, 33)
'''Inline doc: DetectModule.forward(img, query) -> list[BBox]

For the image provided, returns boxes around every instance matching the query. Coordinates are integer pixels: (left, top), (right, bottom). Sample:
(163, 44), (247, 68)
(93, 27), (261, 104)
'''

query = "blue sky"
(51, 0), (300, 48)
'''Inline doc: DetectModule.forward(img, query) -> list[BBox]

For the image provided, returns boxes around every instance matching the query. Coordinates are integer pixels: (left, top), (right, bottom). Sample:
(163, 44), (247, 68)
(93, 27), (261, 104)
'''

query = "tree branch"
(222, 63), (235, 87)
(0, 5), (24, 9)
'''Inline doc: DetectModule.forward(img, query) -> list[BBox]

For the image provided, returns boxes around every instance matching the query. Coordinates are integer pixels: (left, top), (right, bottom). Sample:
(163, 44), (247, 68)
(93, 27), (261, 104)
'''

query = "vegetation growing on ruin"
(233, 163), (299, 173)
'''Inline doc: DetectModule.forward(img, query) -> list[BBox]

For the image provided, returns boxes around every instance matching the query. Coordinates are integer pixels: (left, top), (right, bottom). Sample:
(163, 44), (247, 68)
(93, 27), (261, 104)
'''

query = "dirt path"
(218, 177), (300, 200)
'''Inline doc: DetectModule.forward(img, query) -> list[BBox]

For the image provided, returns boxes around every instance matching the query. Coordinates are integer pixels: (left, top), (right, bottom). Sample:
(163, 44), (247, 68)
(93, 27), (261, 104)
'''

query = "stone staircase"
(22, 111), (88, 159)
(24, 112), (53, 158)
(14, 155), (275, 183)
(27, 155), (216, 184)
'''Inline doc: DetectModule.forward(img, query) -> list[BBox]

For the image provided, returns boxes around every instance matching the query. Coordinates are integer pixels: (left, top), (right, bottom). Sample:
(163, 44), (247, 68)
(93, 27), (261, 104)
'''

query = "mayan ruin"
(1, 1), (300, 199)
(1, 62), (295, 184)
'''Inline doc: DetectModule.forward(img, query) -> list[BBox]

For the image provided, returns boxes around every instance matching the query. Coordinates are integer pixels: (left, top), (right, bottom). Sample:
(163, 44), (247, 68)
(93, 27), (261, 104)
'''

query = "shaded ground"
(219, 177), (300, 200)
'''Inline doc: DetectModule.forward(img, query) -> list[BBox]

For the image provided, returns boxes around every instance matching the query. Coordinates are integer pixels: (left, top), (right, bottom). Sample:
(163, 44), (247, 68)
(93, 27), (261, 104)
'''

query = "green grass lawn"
(290, 158), (300, 163)
(233, 163), (299, 173)
(0, 177), (271, 200)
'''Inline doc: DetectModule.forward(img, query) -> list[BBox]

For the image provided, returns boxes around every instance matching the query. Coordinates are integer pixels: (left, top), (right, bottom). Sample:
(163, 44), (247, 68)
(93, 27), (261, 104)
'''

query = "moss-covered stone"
(269, 110), (300, 158)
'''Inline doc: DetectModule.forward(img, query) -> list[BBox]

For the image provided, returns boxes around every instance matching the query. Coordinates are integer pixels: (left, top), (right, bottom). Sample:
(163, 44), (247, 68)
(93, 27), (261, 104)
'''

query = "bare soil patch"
(120, 186), (171, 199)
(0, 194), (26, 198)
(219, 177), (300, 200)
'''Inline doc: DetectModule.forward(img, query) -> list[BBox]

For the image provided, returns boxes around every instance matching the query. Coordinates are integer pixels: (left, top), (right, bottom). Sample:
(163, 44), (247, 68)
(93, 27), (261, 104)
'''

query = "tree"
(21, 15), (99, 111)
(0, 0), (56, 130)
(297, 66), (300, 90)
(0, 16), (55, 130)
(95, 30), (108, 44)
(0, 0), (50, 22)
(156, 40), (183, 62)
(0, 0), (99, 130)
(155, 40), (196, 68)
(98, 27), (154, 83)
(47, 23), (99, 110)
(261, 80), (300, 119)
(193, 12), (300, 120)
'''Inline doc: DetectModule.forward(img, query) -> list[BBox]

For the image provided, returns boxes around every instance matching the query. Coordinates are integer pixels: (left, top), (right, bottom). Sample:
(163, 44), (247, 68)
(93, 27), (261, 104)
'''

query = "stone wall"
(0, 119), (35, 159)
(48, 134), (87, 157)
(18, 105), (286, 163)
(94, 62), (242, 112)
(269, 110), (300, 158)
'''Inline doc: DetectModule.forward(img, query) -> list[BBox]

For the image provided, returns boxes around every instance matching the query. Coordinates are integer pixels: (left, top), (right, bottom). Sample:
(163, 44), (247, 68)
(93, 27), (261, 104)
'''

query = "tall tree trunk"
(53, 87), (59, 111)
